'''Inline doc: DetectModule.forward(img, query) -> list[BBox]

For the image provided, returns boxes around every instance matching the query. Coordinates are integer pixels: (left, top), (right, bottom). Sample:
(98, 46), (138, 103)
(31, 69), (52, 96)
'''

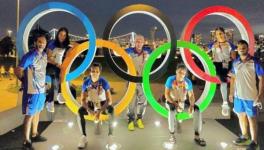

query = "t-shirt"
(82, 77), (110, 104)
(19, 50), (47, 94)
(208, 41), (236, 63)
(231, 55), (264, 101)
(47, 40), (67, 65)
(125, 47), (152, 75)
(165, 75), (193, 102)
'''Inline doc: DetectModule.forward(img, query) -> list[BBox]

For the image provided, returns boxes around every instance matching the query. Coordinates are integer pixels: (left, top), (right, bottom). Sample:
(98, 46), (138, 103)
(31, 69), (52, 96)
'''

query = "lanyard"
(89, 80), (102, 95)
(217, 41), (227, 52)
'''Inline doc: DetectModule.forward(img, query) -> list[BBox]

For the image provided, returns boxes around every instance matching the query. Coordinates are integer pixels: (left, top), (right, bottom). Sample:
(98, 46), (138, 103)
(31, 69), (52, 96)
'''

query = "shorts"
(233, 97), (257, 117)
(22, 93), (46, 116)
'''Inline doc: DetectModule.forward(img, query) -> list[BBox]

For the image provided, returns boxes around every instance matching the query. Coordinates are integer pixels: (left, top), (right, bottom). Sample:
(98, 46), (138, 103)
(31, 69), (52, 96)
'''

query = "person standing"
(15, 34), (48, 149)
(208, 27), (236, 116)
(126, 34), (153, 131)
(46, 27), (75, 112)
(230, 40), (264, 150)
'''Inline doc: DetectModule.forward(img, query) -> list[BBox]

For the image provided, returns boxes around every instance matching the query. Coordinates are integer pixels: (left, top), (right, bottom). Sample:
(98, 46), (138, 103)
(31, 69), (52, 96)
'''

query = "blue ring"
(16, 2), (96, 81)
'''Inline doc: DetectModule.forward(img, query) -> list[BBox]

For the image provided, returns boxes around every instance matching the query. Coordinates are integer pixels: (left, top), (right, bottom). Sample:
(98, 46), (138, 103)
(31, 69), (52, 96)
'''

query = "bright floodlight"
(154, 120), (161, 127)
(112, 121), (118, 128)
(67, 121), (74, 128)
(163, 142), (174, 149)
(220, 142), (228, 149)
(52, 145), (60, 150)
(106, 143), (118, 150)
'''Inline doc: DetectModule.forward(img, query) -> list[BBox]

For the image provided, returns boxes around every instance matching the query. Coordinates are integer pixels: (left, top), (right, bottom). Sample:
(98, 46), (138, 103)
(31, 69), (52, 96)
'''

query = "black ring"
(103, 4), (176, 83)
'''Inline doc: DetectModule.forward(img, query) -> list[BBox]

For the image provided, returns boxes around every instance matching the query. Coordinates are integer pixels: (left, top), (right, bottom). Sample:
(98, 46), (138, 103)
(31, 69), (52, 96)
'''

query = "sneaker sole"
(78, 146), (86, 149)
(57, 101), (65, 105)
(46, 109), (55, 113)
(128, 123), (135, 131)
(232, 141), (251, 146)
(137, 122), (144, 129)
(169, 140), (176, 144)
(78, 142), (88, 149)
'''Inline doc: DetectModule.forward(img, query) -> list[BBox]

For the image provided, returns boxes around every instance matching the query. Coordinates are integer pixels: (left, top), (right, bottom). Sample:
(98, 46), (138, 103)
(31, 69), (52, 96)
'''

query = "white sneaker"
(78, 135), (88, 149)
(46, 102), (55, 113)
(221, 102), (230, 116)
(169, 134), (176, 144)
(57, 93), (65, 104)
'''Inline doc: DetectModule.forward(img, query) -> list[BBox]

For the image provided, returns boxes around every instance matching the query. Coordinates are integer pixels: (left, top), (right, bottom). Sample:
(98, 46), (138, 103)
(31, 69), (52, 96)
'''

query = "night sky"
(0, 0), (264, 41)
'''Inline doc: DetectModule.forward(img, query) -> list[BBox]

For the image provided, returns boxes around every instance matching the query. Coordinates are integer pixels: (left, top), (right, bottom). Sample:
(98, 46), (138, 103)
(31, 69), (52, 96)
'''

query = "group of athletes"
(15, 26), (263, 150)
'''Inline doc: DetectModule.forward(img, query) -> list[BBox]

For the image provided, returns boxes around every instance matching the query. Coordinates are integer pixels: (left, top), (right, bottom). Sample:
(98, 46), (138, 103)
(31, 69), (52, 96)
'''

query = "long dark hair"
(54, 27), (70, 48)
(214, 27), (226, 43)
(215, 26), (225, 33)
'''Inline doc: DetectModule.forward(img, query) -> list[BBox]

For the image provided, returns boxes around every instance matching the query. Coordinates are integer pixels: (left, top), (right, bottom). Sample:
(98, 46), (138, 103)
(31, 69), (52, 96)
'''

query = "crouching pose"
(164, 64), (206, 146)
(77, 63), (114, 149)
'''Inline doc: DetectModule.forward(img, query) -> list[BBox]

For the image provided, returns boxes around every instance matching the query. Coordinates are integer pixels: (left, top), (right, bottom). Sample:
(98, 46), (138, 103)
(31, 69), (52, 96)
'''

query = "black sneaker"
(246, 141), (259, 150)
(23, 141), (34, 150)
(31, 134), (47, 142)
(233, 136), (250, 146)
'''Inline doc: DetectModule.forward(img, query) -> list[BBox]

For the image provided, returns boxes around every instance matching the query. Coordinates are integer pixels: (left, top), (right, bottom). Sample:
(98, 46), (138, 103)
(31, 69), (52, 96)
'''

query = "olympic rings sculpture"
(16, 2), (255, 121)
(60, 39), (137, 121)
(142, 40), (217, 120)
(16, 2), (97, 81)
(102, 4), (176, 83)
(180, 6), (255, 83)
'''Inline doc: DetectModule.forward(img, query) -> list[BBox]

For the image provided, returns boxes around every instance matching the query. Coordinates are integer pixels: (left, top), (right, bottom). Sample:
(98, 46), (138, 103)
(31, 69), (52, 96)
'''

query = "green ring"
(142, 40), (217, 120)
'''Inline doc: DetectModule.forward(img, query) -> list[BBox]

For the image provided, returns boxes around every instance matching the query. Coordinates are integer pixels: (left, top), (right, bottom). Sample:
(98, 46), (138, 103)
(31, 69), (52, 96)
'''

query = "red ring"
(181, 5), (255, 84)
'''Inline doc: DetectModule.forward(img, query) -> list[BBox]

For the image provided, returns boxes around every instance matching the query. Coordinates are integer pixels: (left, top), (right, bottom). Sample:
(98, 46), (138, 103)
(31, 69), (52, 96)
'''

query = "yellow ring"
(60, 39), (137, 121)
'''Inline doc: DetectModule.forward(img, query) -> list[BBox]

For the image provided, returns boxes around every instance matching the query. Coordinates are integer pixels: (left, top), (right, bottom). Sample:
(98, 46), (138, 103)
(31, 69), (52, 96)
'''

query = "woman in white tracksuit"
(208, 27), (236, 116)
